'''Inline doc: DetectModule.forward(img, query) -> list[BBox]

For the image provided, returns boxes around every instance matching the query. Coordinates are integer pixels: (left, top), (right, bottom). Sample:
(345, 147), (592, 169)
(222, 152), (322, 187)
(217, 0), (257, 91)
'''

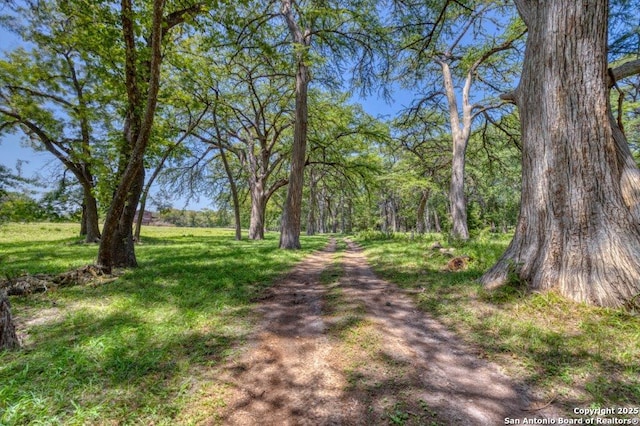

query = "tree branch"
(163, 2), (205, 32)
(609, 59), (640, 87)
(4, 85), (75, 108)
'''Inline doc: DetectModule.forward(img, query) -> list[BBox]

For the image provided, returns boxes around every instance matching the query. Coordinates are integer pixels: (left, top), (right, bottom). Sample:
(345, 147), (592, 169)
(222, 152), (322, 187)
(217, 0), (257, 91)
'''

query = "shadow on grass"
(1, 231), (329, 424)
(1, 309), (242, 423)
(356, 234), (640, 411)
(0, 238), (98, 276)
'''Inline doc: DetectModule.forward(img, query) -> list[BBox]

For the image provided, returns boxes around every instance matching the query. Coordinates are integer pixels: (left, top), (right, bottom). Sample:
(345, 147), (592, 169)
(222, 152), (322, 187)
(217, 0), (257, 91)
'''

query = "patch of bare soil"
(210, 239), (562, 425)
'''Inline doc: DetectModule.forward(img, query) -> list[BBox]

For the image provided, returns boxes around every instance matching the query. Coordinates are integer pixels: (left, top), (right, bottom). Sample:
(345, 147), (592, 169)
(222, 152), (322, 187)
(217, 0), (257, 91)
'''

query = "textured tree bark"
(0, 291), (20, 350)
(279, 0), (311, 249)
(80, 203), (87, 236)
(82, 189), (101, 243)
(480, 0), (640, 307)
(109, 167), (144, 267)
(249, 183), (267, 240)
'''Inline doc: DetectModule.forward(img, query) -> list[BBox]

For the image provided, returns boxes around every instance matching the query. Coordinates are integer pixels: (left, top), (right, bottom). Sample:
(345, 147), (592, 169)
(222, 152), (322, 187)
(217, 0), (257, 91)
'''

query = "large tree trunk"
(481, 0), (640, 308)
(110, 167), (144, 267)
(449, 139), (468, 239)
(279, 61), (309, 248)
(0, 291), (20, 350)
(279, 0), (310, 249)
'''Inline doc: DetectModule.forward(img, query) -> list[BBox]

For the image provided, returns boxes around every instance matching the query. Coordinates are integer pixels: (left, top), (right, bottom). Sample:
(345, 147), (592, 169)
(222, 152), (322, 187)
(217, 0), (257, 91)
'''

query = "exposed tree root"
(0, 265), (119, 296)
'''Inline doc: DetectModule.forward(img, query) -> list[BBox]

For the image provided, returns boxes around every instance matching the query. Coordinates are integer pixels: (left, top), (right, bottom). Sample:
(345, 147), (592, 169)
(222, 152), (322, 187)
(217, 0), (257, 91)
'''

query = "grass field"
(354, 231), (640, 413)
(0, 223), (328, 425)
(2, 223), (639, 424)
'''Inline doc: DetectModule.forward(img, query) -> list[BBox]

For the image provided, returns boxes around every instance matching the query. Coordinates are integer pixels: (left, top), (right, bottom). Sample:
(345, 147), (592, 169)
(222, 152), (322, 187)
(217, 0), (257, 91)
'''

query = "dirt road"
(212, 239), (560, 425)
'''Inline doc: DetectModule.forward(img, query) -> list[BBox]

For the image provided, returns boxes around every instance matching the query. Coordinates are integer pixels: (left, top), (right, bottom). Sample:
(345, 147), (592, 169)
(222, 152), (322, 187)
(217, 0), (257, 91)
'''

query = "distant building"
(134, 210), (155, 225)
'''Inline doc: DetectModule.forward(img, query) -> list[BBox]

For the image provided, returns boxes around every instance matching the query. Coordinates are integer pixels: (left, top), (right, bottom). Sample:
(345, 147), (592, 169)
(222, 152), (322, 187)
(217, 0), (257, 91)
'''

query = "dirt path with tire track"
(210, 239), (561, 425)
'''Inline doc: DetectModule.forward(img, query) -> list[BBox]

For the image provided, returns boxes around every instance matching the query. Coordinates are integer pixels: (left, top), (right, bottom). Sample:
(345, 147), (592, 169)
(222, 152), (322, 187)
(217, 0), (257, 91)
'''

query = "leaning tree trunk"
(97, 0), (164, 273)
(134, 188), (149, 242)
(480, 0), (640, 307)
(217, 138), (242, 241)
(80, 202), (88, 236)
(0, 291), (20, 350)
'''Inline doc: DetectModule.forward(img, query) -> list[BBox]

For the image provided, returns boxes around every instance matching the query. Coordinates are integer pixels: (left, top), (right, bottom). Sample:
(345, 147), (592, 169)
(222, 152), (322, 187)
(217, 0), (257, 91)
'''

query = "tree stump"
(0, 290), (20, 350)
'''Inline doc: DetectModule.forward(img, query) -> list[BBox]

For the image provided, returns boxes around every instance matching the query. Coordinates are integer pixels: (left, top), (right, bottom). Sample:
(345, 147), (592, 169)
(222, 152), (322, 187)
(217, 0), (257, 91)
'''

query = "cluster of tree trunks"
(306, 174), (352, 235)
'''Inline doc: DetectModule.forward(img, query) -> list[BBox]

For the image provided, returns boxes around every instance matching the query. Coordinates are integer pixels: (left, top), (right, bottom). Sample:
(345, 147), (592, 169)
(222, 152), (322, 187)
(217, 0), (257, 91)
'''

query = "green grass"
(354, 232), (640, 412)
(0, 223), (99, 276)
(0, 223), (327, 425)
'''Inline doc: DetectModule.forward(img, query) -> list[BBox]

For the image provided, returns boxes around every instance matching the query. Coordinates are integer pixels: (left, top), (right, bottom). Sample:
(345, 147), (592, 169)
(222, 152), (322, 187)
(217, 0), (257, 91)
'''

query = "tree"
(304, 93), (386, 234)
(391, 107), (455, 234)
(394, 1), (524, 240)
(210, 59), (291, 241)
(0, 1), (106, 242)
(278, 0), (388, 248)
(189, 72), (291, 240)
(97, 0), (204, 272)
(480, 0), (640, 308)
(134, 103), (208, 241)
(278, 0), (312, 249)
